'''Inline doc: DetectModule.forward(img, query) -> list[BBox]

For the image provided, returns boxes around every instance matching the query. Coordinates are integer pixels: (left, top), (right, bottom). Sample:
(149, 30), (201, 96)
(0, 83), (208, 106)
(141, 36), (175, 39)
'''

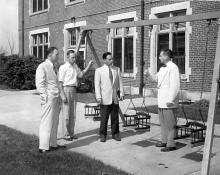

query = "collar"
(165, 60), (172, 67)
(46, 59), (54, 67)
(66, 61), (76, 67)
(104, 64), (113, 68)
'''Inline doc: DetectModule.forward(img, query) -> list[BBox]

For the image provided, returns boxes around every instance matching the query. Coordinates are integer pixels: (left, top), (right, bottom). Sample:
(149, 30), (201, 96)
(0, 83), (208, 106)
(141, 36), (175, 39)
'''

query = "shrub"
(1, 55), (42, 90)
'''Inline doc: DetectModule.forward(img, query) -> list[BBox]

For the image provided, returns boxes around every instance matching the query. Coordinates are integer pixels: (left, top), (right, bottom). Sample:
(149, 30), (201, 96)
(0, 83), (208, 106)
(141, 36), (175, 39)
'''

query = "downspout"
(139, 0), (145, 95)
(21, 0), (24, 56)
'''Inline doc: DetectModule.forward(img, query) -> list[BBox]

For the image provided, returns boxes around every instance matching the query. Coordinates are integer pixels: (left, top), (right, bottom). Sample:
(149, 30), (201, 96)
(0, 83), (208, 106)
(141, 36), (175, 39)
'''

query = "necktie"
(108, 66), (113, 85)
(53, 65), (57, 75)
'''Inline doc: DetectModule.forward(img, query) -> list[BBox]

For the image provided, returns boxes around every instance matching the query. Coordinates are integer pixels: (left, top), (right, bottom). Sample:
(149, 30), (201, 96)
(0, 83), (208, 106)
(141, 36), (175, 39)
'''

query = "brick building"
(18, 0), (220, 100)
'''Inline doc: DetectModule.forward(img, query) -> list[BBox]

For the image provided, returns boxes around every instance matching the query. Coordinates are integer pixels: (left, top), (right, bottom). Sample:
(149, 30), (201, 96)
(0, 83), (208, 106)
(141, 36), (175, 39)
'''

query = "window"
(150, 1), (192, 81)
(67, 27), (85, 68)
(31, 0), (48, 14)
(63, 21), (87, 67)
(111, 18), (135, 73)
(31, 32), (49, 59)
(156, 10), (186, 74)
(68, 28), (85, 47)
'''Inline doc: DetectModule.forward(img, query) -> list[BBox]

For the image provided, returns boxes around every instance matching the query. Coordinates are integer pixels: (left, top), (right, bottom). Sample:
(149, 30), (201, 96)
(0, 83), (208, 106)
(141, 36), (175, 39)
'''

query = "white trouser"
(39, 96), (61, 150)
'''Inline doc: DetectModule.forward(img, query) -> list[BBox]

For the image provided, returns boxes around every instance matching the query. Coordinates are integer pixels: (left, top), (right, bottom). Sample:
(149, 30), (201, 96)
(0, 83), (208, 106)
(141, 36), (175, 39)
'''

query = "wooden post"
(75, 30), (87, 54)
(86, 34), (102, 67)
(201, 19), (220, 175)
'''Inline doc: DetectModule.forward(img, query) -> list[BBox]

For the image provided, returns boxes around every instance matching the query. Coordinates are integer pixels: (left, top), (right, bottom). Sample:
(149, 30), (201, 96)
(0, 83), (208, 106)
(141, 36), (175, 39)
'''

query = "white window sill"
(180, 74), (189, 82)
(121, 73), (135, 78)
(65, 0), (85, 7)
(29, 9), (48, 17)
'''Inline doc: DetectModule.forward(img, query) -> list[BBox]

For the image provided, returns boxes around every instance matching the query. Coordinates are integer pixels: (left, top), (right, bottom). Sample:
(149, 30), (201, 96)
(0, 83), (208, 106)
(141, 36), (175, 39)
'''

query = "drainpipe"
(21, 0), (24, 56)
(139, 0), (145, 95)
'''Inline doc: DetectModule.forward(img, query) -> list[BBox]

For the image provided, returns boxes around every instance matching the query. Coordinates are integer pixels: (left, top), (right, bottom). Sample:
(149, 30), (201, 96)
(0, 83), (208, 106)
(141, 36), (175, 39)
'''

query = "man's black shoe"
(100, 136), (106, 142)
(155, 142), (166, 147)
(50, 145), (66, 151)
(161, 147), (176, 152)
(39, 149), (50, 153)
(112, 135), (121, 141)
(65, 136), (78, 141)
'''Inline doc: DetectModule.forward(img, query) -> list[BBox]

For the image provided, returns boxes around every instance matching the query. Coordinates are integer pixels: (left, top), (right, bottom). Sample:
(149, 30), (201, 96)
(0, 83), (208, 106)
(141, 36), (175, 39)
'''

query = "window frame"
(29, 0), (49, 16)
(63, 21), (87, 63)
(149, 1), (192, 81)
(29, 28), (50, 60)
(64, 0), (85, 7)
(156, 10), (186, 74)
(108, 11), (138, 78)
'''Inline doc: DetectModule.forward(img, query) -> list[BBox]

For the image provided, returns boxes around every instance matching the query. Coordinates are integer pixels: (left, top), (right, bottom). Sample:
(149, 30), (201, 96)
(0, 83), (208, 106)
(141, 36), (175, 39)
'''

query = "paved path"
(0, 89), (220, 175)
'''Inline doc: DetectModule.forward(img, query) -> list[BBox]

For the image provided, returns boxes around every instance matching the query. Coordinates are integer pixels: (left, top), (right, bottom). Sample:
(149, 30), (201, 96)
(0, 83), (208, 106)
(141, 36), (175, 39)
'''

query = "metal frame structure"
(74, 11), (220, 175)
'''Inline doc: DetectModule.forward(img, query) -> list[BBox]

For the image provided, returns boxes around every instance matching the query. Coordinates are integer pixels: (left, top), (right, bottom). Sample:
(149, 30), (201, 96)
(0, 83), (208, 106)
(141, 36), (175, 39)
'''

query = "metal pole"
(21, 0), (25, 56)
(139, 0), (145, 95)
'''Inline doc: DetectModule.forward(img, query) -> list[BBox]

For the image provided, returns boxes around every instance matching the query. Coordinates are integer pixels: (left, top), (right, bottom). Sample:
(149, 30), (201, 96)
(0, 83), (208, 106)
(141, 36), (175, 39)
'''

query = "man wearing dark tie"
(95, 52), (124, 142)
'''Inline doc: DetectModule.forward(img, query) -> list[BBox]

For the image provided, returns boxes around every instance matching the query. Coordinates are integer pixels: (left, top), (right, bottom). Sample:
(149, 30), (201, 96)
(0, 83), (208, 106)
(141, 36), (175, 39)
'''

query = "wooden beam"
(86, 34), (102, 67)
(74, 30), (87, 54)
(82, 11), (220, 31)
(201, 20), (220, 175)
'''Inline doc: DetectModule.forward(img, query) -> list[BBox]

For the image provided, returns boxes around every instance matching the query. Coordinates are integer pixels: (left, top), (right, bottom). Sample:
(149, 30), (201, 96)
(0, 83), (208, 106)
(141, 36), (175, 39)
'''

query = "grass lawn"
(0, 125), (129, 175)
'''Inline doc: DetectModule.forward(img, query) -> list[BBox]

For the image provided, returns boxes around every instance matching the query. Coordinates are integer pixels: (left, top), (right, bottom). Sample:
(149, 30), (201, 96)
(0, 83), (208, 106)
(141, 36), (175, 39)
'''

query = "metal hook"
(175, 22), (179, 31)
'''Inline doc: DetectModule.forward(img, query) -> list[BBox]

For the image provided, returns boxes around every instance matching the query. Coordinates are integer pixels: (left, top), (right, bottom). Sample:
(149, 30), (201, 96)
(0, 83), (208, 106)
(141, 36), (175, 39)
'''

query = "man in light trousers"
(145, 49), (180, 152)
(36, 47), (66, 153)
(59, 50), (93, 141)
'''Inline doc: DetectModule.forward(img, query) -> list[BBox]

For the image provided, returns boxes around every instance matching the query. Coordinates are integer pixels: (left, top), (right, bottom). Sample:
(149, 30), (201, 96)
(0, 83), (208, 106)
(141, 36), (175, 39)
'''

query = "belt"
(64, 85), (76, 88)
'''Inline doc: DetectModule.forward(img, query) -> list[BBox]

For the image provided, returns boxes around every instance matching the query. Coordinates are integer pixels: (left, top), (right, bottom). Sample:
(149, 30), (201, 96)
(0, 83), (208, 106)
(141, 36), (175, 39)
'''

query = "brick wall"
(18, 0), (220, 93)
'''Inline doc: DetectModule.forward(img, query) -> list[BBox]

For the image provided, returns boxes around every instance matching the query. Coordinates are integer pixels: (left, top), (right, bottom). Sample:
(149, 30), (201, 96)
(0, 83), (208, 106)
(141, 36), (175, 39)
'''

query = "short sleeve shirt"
(58, 62), (83, 86)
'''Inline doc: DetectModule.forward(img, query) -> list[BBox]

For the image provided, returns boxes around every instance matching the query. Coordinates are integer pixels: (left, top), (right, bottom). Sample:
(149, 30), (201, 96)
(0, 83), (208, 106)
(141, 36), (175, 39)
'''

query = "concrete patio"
(0, 89), (220, 175)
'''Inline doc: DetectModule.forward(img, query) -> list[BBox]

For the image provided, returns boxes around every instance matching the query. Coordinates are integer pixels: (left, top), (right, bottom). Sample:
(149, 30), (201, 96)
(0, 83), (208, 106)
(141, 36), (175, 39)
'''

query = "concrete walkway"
(0, 89), (220, 175)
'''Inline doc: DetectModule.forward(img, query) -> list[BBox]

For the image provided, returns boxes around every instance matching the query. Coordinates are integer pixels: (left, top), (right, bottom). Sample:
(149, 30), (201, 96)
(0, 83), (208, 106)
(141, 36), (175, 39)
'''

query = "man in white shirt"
(59, 50), (93, 141)
(145, 49), (180, 152)
(35, 47), (66, 153)
(95, 52), (124, 142)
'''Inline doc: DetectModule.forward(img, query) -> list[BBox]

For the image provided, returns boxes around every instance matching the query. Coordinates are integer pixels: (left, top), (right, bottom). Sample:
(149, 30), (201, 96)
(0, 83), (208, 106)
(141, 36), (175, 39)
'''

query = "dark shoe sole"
(155, 142), (167, 147)
(50, 145), (66, 151)
(39, 149), (50, 153)
(112, 137), (121, 141)
(100, 138), (106, 142)
(161, 147), (176, 152)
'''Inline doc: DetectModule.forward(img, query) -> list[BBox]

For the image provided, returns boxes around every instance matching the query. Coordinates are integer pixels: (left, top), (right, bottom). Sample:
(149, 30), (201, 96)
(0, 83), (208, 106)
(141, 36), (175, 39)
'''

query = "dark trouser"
(100, 102), (119, 137)
(158, 108), (177, 147)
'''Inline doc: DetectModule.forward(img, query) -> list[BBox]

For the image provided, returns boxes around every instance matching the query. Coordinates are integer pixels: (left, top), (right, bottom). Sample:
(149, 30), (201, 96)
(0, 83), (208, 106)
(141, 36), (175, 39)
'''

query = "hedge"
(0, 55), (42, 90)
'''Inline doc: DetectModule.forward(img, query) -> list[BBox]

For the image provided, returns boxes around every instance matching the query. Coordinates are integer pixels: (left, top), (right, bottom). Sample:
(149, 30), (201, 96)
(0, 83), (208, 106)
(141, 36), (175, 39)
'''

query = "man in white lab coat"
(95, 52), (124, 142)
(145, 49), (180, 152)
(36, 47), (66, 153)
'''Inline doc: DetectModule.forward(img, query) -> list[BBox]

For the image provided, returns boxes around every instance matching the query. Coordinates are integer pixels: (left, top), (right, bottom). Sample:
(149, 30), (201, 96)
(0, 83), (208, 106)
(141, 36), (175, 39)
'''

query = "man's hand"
(166, 102), (174, 107)
(144, 69), (150, 76)
(61, 95), (68, 103)
(96, 98), (102, 104)
(88, 60), (93, 67)
(119, 96), (124, 101)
